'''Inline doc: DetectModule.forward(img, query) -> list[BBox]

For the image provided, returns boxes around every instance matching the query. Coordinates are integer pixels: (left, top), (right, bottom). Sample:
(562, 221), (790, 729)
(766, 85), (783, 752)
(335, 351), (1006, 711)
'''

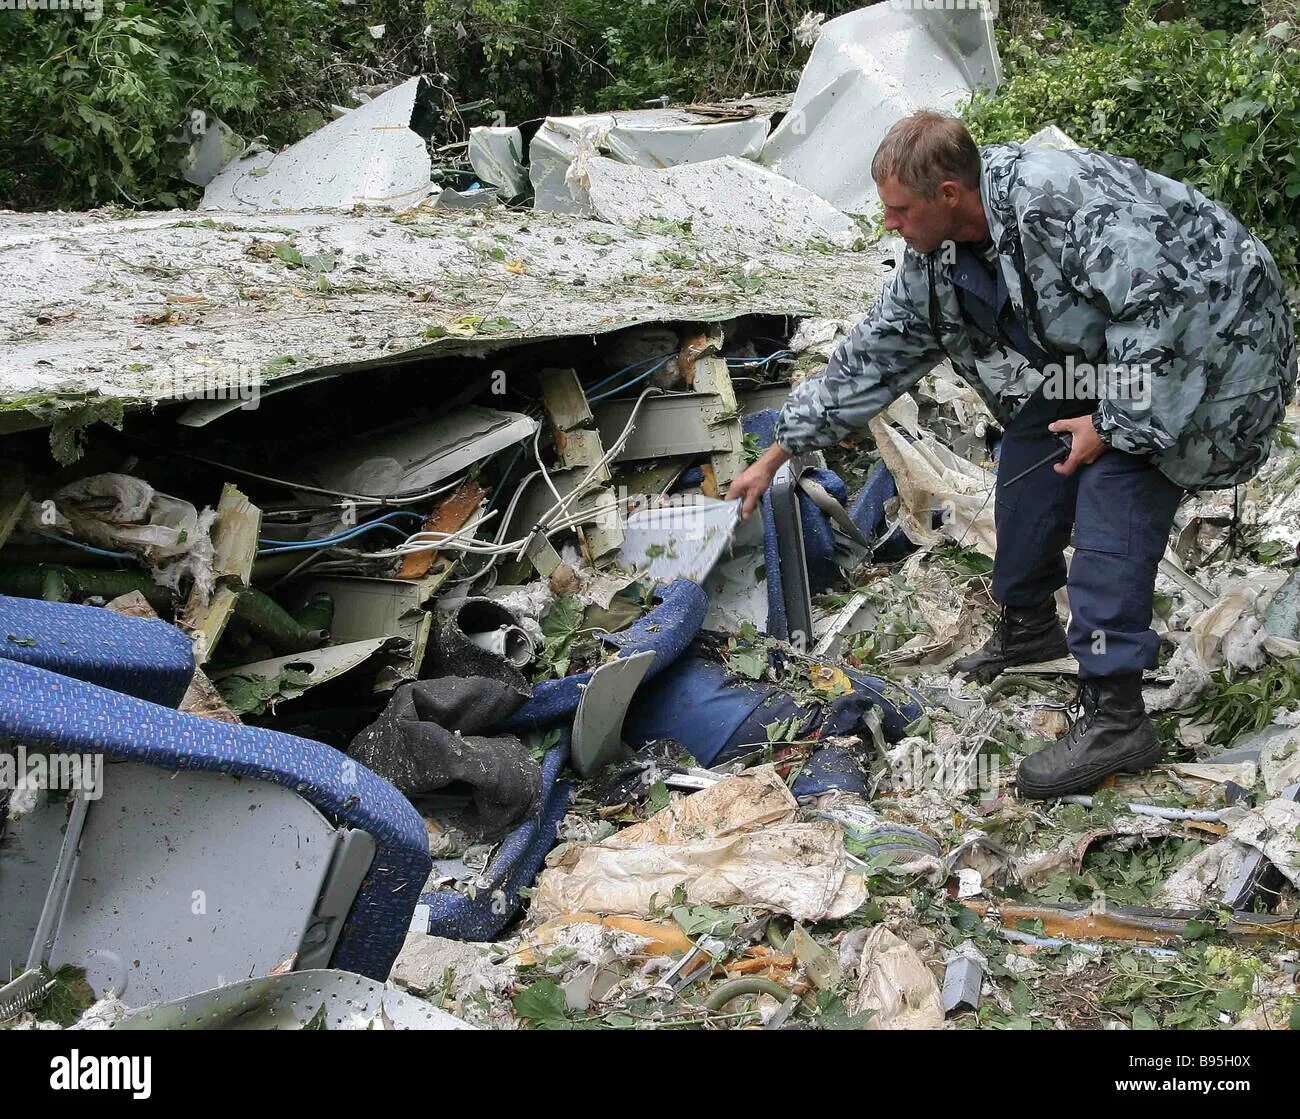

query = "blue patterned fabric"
(0, 658), (429, 980)
(0, 594), (195, 708)
(420, 739), (573, 941)
(500, 578), (708, 731)
(848, 460), (896, 544)
(623, 653), (923, 768)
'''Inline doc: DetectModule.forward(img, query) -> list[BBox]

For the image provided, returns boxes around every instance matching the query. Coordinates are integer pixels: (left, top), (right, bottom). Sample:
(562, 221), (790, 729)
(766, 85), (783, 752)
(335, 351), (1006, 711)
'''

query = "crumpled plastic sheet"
(1156, 569), (1300, 710)
(26, 472), (217, 601)
(849, 925), (944, 1030)
(530, 766), (866, 922)
(868, 416), (996, 556)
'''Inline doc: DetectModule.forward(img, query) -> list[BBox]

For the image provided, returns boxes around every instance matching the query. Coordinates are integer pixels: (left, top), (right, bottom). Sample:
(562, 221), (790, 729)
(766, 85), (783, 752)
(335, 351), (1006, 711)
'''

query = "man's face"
(877, 175), (961, 255)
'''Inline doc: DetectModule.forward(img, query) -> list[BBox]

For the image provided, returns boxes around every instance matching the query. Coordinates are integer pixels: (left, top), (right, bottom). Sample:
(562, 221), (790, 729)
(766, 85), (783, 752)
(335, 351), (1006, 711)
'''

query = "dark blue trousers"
(991, 411), (1184, 678)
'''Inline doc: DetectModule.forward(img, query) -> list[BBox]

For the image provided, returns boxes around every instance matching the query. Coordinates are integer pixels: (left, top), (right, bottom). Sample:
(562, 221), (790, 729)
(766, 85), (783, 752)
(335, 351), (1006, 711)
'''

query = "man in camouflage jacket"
(729, 111), (1297, 798)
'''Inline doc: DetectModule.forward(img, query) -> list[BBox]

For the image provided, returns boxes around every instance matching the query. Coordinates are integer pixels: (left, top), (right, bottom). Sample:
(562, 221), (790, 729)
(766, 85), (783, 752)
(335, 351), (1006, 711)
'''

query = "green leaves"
(964, 4), (1300, 283)
(511, 979), (573, 1029)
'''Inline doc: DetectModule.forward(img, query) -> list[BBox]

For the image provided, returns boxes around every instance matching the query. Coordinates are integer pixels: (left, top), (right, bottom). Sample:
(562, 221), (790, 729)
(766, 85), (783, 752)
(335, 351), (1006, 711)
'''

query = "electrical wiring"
(117, 434), (474, 505)
(34, 533), (134, 560)
(257, 509), (427, 545)
(584, 351), (676, 396)
(255, 520), (410, 556)
(586, 356), (671, 402)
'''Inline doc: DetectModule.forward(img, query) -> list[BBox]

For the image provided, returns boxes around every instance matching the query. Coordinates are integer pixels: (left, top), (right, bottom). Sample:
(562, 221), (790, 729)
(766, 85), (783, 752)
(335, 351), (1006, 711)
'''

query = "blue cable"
(36, 533), (134, 560)
(585, 351), (676, 394)
(587, 356), (671, 402)
(258, 510), (423, 547)
(256, 521), (410, 556)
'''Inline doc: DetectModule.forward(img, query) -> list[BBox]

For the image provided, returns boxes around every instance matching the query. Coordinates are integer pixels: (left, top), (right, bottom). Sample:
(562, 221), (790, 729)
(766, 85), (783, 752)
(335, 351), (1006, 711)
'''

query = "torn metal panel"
(759, 3), (1001, 214)
(538, 367), (623, 559)
(295, 574), (441, 692)
(210, 637), (408, 715)
(174, 110), (246, 188)
(467, 126), (530, 201)
(594, 392), (738, 462)
(530, 105), (771, 215)
(570, 650), (657, 778)
(507, 465), (623, 566)
(618, 498), (742, 585)
(298, 406), (537, 500)
(107, 969), (474, 1030)
(0, 208), (893, 421)
(691, 353), (746, 490)
(584, 155), (859, 253)
(18, 763), (344, 1007)
(201, 77), (435, 212)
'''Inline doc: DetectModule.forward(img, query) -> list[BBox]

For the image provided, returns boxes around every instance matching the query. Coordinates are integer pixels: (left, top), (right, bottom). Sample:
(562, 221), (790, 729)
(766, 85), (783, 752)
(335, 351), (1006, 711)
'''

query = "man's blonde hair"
(871, 111), (981, 199)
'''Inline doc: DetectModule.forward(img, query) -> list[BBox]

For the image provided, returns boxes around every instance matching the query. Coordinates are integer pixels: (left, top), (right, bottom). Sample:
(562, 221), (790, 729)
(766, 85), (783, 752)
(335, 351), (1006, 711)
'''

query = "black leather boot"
(951, 599), (1067, 684)
(1015, 674), (1164, 799)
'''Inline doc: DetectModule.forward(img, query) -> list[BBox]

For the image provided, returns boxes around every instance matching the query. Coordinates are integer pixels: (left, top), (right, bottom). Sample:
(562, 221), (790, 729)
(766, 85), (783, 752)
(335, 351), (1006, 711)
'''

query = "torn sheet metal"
(201, 78), (435, 212)
(294, 575), (441, 692)
(584, 155), (859, 252)
(174, 110), (246, 188)
(210, 637), (407, 716)
(570, 650), (657, 778)
(617, 499), (742, 585)
(0, 208), (893, 422)
(104, 969), (474, 1030)
(468, 125), (530, 202)
(530, 105), (771, 216)
(759, 3), (1001, 214)
(296, 406), (537, 500)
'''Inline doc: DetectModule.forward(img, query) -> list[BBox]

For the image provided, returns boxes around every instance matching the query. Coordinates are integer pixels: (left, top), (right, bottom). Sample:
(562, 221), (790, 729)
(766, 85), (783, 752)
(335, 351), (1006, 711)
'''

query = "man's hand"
(727, 443), (791, 518)
(1049, 414), (1108, 476)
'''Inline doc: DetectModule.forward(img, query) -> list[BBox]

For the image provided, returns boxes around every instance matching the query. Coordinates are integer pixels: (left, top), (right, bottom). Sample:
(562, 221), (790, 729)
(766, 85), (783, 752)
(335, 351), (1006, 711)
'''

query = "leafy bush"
(964, 0), (1300, 282)
(0, 0), (400, 210)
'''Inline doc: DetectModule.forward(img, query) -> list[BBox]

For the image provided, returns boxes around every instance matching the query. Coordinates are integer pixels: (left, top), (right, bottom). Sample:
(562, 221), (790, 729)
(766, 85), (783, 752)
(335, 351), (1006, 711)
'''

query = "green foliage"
(1189, 660), (1300, 745)
(0, 0), (397, 210)
(1, 0), (860, 212)
(964, 0), (1300, 282)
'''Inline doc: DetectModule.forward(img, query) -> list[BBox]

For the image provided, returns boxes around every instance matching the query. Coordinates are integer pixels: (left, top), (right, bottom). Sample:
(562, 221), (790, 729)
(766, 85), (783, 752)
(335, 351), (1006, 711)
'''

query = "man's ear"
(938, 180), (962, 206)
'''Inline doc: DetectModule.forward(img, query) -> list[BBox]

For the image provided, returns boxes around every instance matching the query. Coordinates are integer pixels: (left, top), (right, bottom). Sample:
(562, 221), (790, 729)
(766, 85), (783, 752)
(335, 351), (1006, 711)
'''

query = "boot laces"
(1062, 680), (1101, 747)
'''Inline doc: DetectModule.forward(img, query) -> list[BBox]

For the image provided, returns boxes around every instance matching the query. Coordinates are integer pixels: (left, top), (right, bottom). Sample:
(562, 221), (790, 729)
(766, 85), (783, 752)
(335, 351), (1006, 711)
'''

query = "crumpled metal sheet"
(759, 3), (1001, 214)
(531, 105), (772, 215)
(468, 125), (530, 201)
(201, 77), (434, 212)
(584, 154), (859, 252)
(102, 969), (475, 1030)
(0, 206), (894, 420)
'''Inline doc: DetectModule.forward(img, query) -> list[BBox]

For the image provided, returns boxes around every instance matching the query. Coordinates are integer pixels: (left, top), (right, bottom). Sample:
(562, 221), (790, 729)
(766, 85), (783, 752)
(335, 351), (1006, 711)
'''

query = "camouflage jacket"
(775, 141), (1297, 491)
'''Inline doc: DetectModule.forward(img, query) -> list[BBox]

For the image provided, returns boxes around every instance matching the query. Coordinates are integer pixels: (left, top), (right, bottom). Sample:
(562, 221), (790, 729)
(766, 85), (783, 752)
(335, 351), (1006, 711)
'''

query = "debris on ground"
(2, 2), (1299, 1033)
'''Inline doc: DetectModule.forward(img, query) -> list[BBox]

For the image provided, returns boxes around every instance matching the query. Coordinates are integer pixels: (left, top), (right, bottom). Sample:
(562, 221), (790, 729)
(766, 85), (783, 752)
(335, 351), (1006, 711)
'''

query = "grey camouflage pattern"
(775, 142), (1298, 491)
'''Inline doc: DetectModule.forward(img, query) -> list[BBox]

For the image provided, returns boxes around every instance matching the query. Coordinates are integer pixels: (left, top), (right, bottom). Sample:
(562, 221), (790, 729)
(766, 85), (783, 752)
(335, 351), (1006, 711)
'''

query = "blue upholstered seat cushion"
(0, 594), (195, 708)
